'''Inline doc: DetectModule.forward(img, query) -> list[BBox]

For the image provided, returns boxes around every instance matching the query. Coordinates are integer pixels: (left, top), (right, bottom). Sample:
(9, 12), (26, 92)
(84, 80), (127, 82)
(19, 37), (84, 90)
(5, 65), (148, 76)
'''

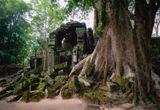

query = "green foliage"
(127, 0), (134, 6)
(0, 0), (67, 65)
(66, 0), (95, 12)
(68, 80), (75, 90)
(0, 0), (35, 64)
(28, 0), (67, 59)
(31, 0), (67, 36)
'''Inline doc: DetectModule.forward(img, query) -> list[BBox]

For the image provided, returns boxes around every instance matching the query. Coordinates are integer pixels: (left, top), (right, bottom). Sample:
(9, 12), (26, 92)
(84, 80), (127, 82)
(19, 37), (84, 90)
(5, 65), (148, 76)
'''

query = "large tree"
(0, 0), (34, 64)
(68, 0), (160, 105)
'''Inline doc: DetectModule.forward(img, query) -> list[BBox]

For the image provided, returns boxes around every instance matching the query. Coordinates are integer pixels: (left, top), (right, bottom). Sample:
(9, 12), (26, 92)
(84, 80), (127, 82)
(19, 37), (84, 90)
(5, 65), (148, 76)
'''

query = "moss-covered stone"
(116, 78), (128, 87)
(111, 74), (131, 92)
(20, 91), (30, 102)
(68, 80), (75, 90)
(54, 75), (68, 83)
(37, 78), (46, 91)
(45, 76), (54, 86)
(45, 87), (57, 98)
(68, 76), (87, 94)
(61, 89), (72, 99)
(46, 75), (68, 98)
(58, 70), (65, 75)
(21, 91), (45, 102)
(53, 75), (68, 90)
(29, 91), (45, 102)
(84, 91), (110, 103)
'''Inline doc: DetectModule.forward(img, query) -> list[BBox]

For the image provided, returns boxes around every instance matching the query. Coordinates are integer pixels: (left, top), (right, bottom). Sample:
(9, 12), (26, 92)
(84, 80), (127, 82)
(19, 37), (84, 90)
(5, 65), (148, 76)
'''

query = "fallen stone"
(6, 95), (21, 102)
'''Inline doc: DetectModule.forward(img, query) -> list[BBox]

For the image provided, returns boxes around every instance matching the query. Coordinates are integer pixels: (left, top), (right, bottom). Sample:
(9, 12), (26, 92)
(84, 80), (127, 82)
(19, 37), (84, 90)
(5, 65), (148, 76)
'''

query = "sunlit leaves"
(66, 0), (95, 13)
(31, 0), (66, 36)
(0, 0), (34, 64)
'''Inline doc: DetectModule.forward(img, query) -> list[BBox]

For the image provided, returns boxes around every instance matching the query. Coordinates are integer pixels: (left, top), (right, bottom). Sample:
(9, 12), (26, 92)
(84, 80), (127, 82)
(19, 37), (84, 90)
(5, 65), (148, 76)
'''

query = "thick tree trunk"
(70, 0), (159, 105)
(133, 0), (158, 104)
(70, 1), (136, 83)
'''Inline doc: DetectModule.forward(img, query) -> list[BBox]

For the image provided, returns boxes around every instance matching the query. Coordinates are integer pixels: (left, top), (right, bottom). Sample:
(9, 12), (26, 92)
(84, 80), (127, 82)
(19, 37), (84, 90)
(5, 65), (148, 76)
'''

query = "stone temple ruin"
(48, 22), (95, 74)
(29, 22), (160, 78)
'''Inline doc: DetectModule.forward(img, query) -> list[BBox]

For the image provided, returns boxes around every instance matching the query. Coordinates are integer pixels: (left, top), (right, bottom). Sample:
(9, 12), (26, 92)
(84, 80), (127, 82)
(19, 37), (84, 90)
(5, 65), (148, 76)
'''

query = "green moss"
(49, 75), (68, 93)
(61, 89), (72, 99)
(54, 75), (67, 83)
(96, 25), (103, 38)
(61, 78), (87, 98)
(84, 91), (110, 103)
(21, 91), (29, 102)
(48, 79), (65, 97)
(68, 79), (83, 93)
(37, 78), (46, 91)
(51, 81), (63, 92)
(116, 78), (127, 87)
(53, 62), (68, 70)
(21, 91), (45, 102)
(30, 91), (45, 102)
(85, 64), (94, 77)
(68, 80), (75, 90)
(115, 77), (131, 91)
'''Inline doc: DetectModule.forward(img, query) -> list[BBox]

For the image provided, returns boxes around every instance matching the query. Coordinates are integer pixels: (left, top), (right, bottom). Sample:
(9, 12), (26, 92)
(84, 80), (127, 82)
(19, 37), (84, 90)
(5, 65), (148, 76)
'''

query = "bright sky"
(23, 0), (94, 28)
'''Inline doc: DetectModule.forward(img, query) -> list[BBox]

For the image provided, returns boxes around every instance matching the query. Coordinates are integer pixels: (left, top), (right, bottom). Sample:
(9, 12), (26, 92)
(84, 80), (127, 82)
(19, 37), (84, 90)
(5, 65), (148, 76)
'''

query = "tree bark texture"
(70, 0), (159, 105)
(70, 1), (136, 83)
(133, 0), (159, 104)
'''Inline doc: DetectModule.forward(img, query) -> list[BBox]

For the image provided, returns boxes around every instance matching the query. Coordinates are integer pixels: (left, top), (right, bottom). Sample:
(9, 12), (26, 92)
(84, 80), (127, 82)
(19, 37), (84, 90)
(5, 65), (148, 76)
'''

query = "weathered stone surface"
(83, 91), (110, 103)
(6, 95), (21, 102)
(21, 91), (45, 102)
(49, 22), (94, 75)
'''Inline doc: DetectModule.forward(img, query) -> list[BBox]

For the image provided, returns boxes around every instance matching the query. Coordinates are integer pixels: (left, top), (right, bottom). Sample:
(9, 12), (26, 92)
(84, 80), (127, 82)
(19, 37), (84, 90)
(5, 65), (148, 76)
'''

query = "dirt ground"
(0, 97), (85, 110)
(0, 97), (158, 110)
